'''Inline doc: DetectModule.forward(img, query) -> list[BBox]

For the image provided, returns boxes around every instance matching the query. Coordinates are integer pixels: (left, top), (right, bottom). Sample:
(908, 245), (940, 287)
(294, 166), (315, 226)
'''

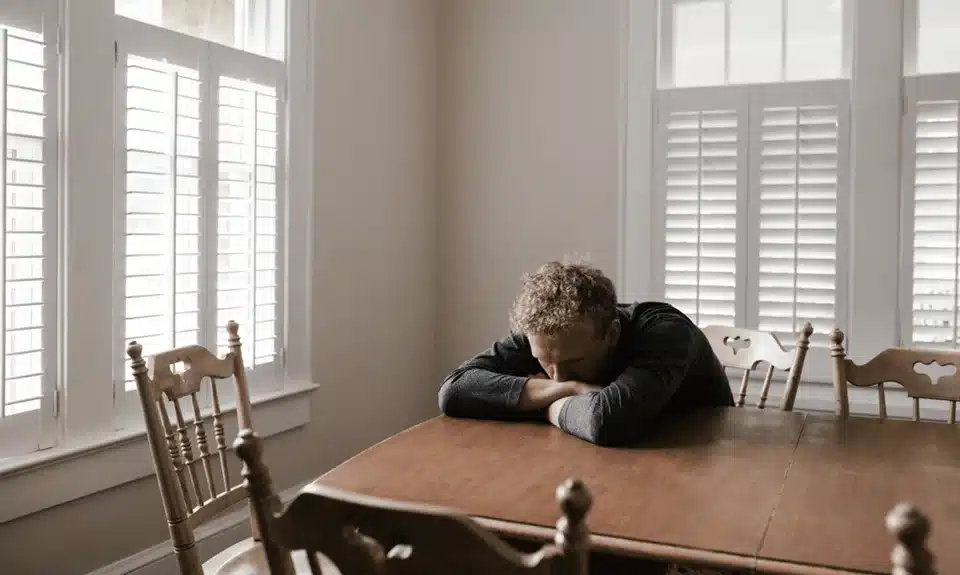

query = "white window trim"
(0, 0), (317, 515)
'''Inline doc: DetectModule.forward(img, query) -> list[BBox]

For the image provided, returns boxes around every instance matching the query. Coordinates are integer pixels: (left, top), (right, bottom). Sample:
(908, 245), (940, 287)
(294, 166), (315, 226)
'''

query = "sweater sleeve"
(557, 316), (699, 446)
(438, 332), (543, 420)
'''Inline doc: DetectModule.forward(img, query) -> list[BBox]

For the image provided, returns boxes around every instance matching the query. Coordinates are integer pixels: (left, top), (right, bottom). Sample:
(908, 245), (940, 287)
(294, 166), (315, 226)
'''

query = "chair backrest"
(701, 323), (813, 410)
(830, 329), (960, 422)
(234, 429), (593, 575)
(887, 502), (936, 575)
(127, 320), (256, 575)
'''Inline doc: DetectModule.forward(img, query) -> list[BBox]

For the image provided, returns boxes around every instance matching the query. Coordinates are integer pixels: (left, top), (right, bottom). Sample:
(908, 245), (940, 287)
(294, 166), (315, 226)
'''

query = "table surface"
(313, 409), (960, 574)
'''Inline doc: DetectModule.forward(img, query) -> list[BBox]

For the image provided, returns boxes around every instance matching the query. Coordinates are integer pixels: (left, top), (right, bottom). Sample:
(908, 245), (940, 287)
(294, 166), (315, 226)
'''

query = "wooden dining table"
(313, 408), (960, 574)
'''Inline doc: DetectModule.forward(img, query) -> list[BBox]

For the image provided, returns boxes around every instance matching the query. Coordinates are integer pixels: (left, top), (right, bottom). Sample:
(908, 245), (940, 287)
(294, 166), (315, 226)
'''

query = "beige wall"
(0, 1), (439, 573)
(438, 0), (627, 371)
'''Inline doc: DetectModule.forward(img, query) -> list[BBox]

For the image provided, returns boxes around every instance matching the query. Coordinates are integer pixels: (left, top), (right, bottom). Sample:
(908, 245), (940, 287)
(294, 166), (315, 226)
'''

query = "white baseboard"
(88, 481), (311, 575)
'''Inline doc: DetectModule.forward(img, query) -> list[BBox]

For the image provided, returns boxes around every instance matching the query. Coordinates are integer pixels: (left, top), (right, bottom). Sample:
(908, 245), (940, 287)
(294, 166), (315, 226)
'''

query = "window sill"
(0, 381), (319, 524)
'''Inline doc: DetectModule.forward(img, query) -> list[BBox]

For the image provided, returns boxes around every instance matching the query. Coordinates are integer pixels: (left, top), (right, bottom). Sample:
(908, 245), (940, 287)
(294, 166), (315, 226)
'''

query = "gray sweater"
(438, 302), (733, 446)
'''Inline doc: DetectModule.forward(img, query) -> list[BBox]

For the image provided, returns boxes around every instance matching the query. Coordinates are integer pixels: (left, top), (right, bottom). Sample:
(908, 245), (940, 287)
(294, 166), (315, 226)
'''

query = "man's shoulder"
(617, 301), (692, 329)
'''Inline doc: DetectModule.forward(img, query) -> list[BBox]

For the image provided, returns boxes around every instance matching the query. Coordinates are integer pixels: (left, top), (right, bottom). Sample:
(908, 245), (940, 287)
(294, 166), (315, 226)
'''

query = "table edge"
(478, 518), (877, 574)
(476, 517), (757, 571)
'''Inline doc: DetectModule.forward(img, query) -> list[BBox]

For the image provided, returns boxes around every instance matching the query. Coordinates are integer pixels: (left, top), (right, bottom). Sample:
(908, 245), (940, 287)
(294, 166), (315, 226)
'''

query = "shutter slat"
(663, 108), (739, 327)
(757, 104), (840, 336)
(912, 100), (960, 346)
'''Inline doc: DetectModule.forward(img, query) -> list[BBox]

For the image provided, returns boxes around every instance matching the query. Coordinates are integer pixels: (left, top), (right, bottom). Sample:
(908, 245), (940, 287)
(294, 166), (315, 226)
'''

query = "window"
(116, 0), (285, 60)
(661, 0), (850, 89)
(653, 1), (850, 342)
(901, 1), (960, 347)
(113, 17), (285, 426)
(0, 0), (58, 458)
(0, 0), (312, 521)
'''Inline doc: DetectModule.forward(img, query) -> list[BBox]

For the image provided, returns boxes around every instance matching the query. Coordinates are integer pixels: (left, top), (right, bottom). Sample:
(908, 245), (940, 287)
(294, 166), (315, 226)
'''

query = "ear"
(604, 318), (621, 347)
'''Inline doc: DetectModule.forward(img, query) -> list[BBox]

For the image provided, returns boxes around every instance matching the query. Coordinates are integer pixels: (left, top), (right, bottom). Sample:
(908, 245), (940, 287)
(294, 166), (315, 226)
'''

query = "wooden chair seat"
(213, 541), (340, 575)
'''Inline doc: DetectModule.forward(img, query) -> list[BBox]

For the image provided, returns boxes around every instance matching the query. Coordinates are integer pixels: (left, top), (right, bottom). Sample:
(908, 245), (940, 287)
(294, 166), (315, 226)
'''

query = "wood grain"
(759, 415), (960, 574)
(316, 409), (806, 560)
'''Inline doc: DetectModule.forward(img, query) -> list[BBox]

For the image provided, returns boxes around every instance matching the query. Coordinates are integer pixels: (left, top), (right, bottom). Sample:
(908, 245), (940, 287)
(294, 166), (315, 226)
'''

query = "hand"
(527, 373), (602, 396)
(570, 382), (604, 395)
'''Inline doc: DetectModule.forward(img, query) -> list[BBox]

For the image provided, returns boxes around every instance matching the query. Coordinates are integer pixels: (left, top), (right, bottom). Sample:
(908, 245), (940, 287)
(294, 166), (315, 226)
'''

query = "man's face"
(528, 318), (620, 385)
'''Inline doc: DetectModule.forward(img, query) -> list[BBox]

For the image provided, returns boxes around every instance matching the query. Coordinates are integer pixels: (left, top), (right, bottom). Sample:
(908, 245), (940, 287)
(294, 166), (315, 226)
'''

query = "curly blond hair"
(510, 261), (618, 337)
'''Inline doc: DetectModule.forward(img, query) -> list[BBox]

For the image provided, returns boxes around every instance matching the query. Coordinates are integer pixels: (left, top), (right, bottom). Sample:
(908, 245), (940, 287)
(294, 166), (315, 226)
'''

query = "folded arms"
(438, 318), (700, 446)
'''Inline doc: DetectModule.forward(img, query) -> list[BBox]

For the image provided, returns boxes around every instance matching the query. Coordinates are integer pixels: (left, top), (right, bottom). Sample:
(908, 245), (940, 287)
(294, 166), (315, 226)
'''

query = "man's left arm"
(548, 317), (698, 446)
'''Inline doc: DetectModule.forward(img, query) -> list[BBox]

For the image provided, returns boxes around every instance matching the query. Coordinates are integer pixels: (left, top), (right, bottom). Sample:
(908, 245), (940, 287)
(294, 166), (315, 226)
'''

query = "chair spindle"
(210, 381), (231, 489)
(190, 392), (218, 497)
(758, 364), (776, 409)
(737, 369), (751, 407)
(172, 396), (206, 504)
(158, 397), (195, 509)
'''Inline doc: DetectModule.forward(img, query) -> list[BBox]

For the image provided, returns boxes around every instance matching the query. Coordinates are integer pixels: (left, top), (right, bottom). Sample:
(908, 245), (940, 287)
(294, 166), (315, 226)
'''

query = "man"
(438, 261), (733, 446)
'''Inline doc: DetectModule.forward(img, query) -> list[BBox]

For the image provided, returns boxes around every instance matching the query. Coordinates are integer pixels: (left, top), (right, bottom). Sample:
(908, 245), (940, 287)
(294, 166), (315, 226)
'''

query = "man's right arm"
(438, 333), (578, 420)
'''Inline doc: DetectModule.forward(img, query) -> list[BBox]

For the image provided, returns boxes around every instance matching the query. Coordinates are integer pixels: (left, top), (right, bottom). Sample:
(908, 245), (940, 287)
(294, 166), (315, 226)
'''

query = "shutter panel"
(910, 99), (960, 347)
(215, 76), (280, 367)
(121, 54), (203, 387)
(662, 107), (740, 327)
(756, 104), (840, 337)
(0, 1), (59, 457)
(2, 26), (50, 418)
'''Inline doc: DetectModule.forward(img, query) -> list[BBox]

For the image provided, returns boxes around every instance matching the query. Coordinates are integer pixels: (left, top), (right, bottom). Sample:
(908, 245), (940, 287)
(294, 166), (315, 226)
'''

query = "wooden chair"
(701, 323), (813, 410)
(830, 329), (960, 421)
(233, 428), (593, 575)
(128, 321), (266, 575)
(887, 502), (936, 575)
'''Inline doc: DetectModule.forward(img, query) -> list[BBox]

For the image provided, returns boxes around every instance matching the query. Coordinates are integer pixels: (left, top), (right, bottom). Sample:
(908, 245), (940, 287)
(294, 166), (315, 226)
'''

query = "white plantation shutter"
(119, 54), (204, 389)
(654, 89), (748, 327)
(0, 0), (58, 457)
(215, 75), (282, 369)
(114, 21), (286, 422)
(902, 76), (960, 347)
(114, 21), (209, 421)
(749, 82), (849, 339)
(653, 84), (849, 337)
(211, 45), (284, 386)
